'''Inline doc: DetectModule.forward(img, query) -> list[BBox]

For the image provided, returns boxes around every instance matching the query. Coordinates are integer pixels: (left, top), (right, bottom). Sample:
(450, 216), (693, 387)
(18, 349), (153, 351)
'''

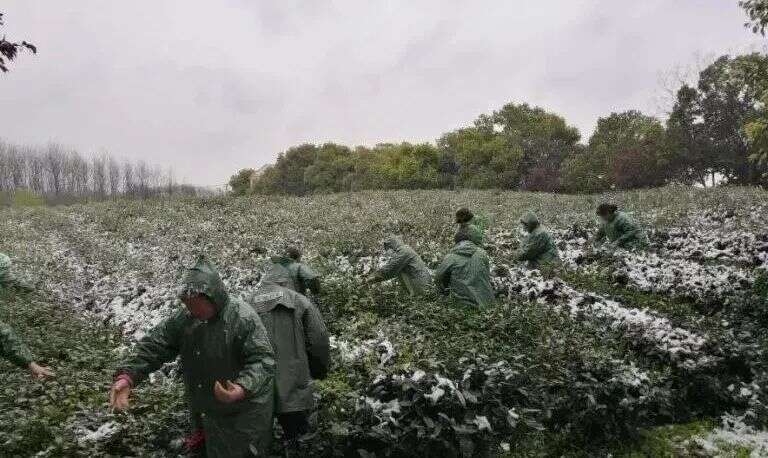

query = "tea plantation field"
(2, 186), (768, 457)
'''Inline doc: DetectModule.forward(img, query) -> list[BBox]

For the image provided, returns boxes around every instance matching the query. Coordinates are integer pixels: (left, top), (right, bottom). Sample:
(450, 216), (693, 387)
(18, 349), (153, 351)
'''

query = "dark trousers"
(278, 411), (309, 441)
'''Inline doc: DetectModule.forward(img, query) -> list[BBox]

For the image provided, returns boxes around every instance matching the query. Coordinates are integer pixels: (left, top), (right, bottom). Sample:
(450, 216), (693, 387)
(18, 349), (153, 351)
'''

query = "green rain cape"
(434, 240), (495, 308)
(595, 211), (649, 250)
(515, 212), (559, 268)
(117, 258), (276, 457)
(249, 263), (330, 414)
(372, 236), (433, 296)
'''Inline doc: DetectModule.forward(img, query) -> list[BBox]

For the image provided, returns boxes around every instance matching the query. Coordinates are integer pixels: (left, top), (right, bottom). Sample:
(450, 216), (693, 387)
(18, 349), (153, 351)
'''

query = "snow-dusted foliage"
(2, 186), (768, 455)
(493, 265), (711, 368)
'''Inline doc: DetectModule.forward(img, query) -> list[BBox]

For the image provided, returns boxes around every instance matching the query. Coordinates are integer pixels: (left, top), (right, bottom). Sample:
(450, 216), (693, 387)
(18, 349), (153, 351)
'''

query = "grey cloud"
(0, 0), (763, 185)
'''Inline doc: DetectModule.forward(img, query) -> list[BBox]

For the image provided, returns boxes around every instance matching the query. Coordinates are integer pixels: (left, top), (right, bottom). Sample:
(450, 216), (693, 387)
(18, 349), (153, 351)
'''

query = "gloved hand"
(28, 362), (55, 379)
(110, 375), (133, 411)
(214, 380), (245, 404)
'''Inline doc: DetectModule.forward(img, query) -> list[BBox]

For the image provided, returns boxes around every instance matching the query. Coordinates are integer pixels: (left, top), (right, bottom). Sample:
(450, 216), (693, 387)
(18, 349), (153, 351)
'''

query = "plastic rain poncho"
(116, 258), (276, 457)
(434, 240), (494, 308)
(372, 236), (433, 296)
(249, 266), (330, 414)
(515, 212), (559, 268)
(595, 211), (649, 250)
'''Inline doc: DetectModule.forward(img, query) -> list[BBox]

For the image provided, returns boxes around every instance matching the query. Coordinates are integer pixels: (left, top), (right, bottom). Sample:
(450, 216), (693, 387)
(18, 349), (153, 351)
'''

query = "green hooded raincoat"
(0, 254), (35, 368)
(434, 241), (494, 308)
(516, 212), (559, 268)
(249, 264), (330, 414)
(457, 222), (484, 246)
(372, 236), (433, 296)
(272, 257), (321, 296)
(595, 211), (649, 250)
(117, 259), (276, 457)
(0, 321), (33, 368)
(0, 253), (11, 287)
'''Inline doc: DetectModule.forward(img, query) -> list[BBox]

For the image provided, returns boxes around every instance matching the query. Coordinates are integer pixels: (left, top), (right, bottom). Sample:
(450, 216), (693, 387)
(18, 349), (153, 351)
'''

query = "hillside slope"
(1, 186), (768, 456)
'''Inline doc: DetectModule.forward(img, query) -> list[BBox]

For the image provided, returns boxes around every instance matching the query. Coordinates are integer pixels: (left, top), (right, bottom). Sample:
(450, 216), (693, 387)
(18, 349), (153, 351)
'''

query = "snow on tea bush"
(2, 187), (768, 455)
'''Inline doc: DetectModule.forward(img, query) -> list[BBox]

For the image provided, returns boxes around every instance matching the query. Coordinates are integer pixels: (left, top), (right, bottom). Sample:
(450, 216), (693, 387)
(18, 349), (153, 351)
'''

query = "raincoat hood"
(179, 257), (229, 311)
(451, 240), (479, 257)
(520, 212), (540, 232)
(262, 260), (293, 286)
(383, 235), (404, 250)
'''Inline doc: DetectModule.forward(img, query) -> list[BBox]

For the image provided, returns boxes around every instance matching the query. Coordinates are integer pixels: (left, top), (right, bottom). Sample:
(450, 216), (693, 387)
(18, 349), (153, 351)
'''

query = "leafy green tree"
(745, 91), (768, 171)
(255, 144), (317, 195)
(612, 148), (668, 190)
(364, 143), (440, 190)
(700, 54), (768, 184)
(667, 54), (768, 186)
(228, 168), (255, 196)
(438, 102), (579, 189)
(438, 125), (521, 189)
(561, 111), (669, 192)
(666, 85), (712, 185)
(303, 143), (355, 193)
(491, 102), (581, 177)
(560, 148), (609, 194)
(740, 0), (768, 35)
(0, 13), (36, 73)
(738, 3), (768, 181)
(437, 151), (460, 190)
(250, 165), (279, 194)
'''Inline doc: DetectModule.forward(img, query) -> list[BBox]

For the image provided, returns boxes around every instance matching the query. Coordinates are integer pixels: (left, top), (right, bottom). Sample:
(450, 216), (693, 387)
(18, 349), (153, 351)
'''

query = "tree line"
(233, 51), (768, 196)
(0, 140), (203, 205)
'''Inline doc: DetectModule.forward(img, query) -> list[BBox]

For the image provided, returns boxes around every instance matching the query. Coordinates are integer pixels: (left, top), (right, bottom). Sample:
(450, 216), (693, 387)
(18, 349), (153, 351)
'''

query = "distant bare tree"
(135, 161), (149, 198)
(0, 141), (10, 191)
(63, 150), (78, 195)
(28, 151), (44, 194)
(150, 164), (163, 196)
(0, 138), (179, 203)
(91, 153), (107, 198)
(107, 156), (121, 196)
(8, 144), (25, 189)
(75, 152), (90, 196)
(166, 167), (175, 195)
(123, 161), (135, 196)
(44, 144), (65, 195)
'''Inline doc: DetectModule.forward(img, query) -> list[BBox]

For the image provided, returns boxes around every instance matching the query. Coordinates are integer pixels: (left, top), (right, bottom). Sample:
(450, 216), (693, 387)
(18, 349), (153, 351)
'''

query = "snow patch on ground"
(493, 265), (711, 368)
(690, 414), (768, 457)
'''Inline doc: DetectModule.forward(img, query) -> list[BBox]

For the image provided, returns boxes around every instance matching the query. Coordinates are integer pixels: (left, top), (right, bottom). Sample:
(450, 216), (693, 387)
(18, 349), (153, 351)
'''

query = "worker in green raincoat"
(110, 258), (276, 457)
(434, 232), (495, 308)
(0, 321), (55, 378)
(515, 212), (559, 268)
(1, 253), (54, 378)
(0, 252), (32, 291)
(367, 236), (432, 296)
(0, 253), (11, 287)
(249, 262), (330, 447)
(455, 208), (485, 246)
(272, 246), (321, 297)
(593, 203), (649, 250)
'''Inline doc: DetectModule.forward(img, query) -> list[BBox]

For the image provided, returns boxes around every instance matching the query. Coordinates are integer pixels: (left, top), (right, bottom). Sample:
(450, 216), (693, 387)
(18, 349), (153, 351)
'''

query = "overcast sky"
(0, 1), (764, 186)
